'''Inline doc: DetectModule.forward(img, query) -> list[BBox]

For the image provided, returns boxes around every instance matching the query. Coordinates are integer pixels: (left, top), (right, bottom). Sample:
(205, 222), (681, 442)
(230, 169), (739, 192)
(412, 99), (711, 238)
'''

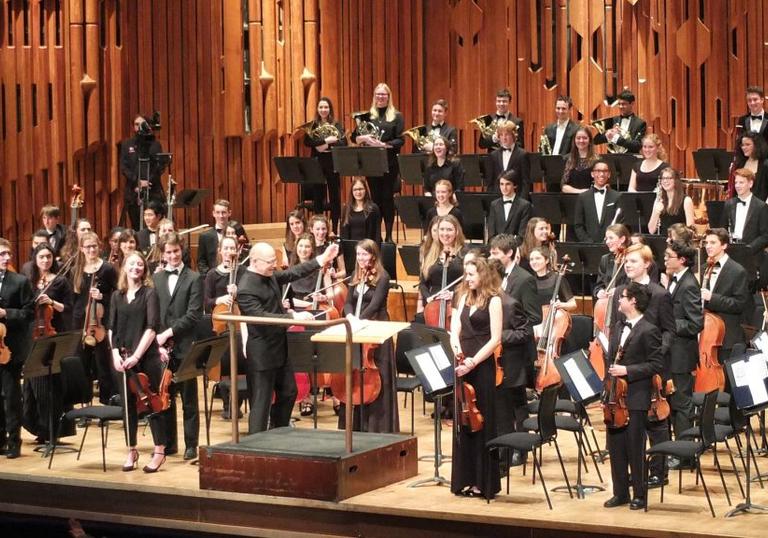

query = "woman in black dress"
(338, 239), (398, 433)
(423, 135), (464, 195)
(71, 231), (119, 404)
(109, 251), (168, 473)
(628, 134), (669, 192)
(340, 178), (381, 243)
(518, 217), (557, 274)
(353, 83), (405, 242)
(303, 97), (347, 233)
(449, 256), (503, 498)
(561, 126), (599, 193)
(23, 243), (74, 444)
(417, 214), (466, 318)
(732, 132), (768, 200)
(424, 179), (464, 232)
(647, 167), (695, 235)
(528, 246), (577, 312)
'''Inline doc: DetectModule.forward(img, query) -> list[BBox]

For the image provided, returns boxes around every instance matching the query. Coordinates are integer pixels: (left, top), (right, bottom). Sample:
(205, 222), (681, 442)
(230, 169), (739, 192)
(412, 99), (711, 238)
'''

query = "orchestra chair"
(394, 328), (426, 435)
(644, 389), (721, 517)
(48, 356), (124, 472)
(380, 241), (408, 321)
(485, 383), (566, 508)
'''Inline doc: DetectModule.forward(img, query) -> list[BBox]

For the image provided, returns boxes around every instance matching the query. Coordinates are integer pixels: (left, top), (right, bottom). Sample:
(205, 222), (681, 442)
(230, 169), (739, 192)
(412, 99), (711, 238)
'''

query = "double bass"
(589, 247), (626, 380)
(695, 257), (726, 392)
(534, 256), (572, 392)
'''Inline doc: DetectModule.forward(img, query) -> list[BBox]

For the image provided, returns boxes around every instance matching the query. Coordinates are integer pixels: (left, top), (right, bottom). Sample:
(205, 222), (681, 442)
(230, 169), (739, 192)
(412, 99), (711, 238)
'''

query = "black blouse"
(424, 206), (464, 232)
(633, 160), (669, 192)
(423, 160), (465, 194)
(109, 286), (160, 358)
(34, 276), (74, 333)
(344, 270), (391, 321)
(562, 158), (595, 190)
(203, 265), (246, 313)
(419, 250), (465, 302)
(534, 272), (574, 308)
(71, 262), (118, 328)
(341, 205), (382, 243)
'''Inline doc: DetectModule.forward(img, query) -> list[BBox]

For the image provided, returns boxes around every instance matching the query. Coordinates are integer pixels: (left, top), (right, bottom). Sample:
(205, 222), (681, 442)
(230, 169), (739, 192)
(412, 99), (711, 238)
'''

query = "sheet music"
(429, 343), (452, 370)
(752, 331), (768, 353)
(598, 331), (609, 354)
(320, 319), (369, 336)
(564, 357), (596, 400)
(416, 351), (447, 391)
(733, 358), (768, 407)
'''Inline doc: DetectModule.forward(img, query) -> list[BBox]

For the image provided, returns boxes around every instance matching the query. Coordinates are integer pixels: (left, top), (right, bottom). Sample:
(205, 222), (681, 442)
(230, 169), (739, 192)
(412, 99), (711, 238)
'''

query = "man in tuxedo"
(701, 228), (749, 363)
(574, 160), (623, 243)
(736, 86), (768, 144)
(543, 95), (578, 155)
(153, 232), (204, 460)
(487, 170), (531, 240)
(414, 99), (458, 153)
(593, 89), (647, 154)
(237, 241), (339, 433)
(0, 239), (35, 458)
(478, 88), (525, 151)
(136, 201), (165, 253)
(663, 241), (704, 446)
(485, 121), (530, 198)
(196, 199), (232, 275)
(724, 168), (768, 286)
(603, 282), (664, 510)
(39, 205), (67, 257)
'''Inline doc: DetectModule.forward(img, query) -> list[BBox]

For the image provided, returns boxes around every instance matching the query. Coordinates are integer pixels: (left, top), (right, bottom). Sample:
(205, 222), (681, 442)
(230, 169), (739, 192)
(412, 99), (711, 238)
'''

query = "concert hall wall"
(1, 0), (766, 256)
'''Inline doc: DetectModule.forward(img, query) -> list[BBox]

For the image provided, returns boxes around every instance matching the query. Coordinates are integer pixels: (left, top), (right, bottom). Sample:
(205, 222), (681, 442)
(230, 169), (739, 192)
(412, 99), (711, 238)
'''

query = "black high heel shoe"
(142, 452), (166, 473)
(122, 449), (139, 472)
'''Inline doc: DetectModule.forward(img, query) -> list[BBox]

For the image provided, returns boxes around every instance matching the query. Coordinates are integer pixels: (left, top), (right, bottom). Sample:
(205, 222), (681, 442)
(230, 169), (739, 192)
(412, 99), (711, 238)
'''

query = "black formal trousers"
(246, 359), (298, 434)
(0, 363), (23, 447)
(163, 378), (199, 451)
(608, 409), (648, 500)
(669, 372), (695, 438)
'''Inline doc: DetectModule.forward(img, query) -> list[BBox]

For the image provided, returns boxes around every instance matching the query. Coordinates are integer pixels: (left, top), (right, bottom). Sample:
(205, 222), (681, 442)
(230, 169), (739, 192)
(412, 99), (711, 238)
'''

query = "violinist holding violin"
(23, 243), (74, 446)
(450, 256), (503, 499)
(604, 282), (664, 510)
(417, 214), (465, 320)
(108, 251), (168, 473)
(594, 224), (631, 301)
(0, 238), (35, 459)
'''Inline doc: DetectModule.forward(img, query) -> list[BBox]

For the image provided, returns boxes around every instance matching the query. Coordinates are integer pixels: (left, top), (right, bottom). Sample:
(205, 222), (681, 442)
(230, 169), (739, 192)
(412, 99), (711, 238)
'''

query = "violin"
(602, 346), (630, 428)
(424, 250), (455, 329)
(589, 247), (626, 380)
(82, 273), (106, 347)
(648, 374), (671, 422)
(695, 257), (726, 392)
(454, 352), (484, 432)
(33, 275), (58, 340)
(122, 348), (169, 415)
(534, 255), (572, 391)
(0, 323), (11, 365)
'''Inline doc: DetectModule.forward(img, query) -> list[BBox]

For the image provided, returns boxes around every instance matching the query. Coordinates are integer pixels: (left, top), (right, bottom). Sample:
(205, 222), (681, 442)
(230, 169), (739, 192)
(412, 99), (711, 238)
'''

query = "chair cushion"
(527, 398), (576, 415)
(522, 415), (581, 433)
(714, 407), (730, 425)
(647, 440), (703, 459)
(692, 391), (730, 407)
(396, 377), (422, 392)
(487, 432), (542, 452)
(65, 405), (124, 421)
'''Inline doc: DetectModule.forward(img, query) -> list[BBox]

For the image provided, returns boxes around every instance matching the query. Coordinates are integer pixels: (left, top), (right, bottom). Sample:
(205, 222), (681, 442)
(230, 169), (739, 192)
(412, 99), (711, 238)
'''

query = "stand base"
(749, 473), (768, 484)
(552, 483), (605, 499)
(409, 474), (450, 488)
(725, 502), (768, 518)
(418, 453), (451, 463)
(34, 442), (77, 458)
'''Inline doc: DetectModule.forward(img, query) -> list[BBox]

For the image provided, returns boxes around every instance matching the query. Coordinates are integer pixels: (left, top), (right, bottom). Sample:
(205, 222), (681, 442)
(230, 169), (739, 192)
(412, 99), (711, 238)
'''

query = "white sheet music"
(752, 331), (768, 353)
(733, 357), (768, 407)
(416, 351), (447, 391)
(564, 357), (597, 400)
(429, 343), (452, 370)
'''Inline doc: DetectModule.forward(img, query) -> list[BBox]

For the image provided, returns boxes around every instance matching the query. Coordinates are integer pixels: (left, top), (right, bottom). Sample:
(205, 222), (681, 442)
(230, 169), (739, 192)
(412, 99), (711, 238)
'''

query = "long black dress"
(451, 301), (500, 497)
(338, 269), (399, 433)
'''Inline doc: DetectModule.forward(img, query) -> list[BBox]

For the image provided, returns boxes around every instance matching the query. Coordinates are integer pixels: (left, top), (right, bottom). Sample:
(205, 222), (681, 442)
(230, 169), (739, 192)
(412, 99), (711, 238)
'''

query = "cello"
(0, 323), (10, 365)
(424, 250), (455, 329)
(589, 247), (626, 380)
(534, 255), (572, 392)
(695, 257), (726, 392)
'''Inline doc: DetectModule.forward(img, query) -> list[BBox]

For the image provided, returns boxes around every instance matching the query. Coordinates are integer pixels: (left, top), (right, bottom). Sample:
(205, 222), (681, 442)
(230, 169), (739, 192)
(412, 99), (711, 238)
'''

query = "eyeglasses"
(0, 251), (11, 257)
(663, 253), (678, 259)
(374, 93), (389, 97)
(83, 244), (99, 250)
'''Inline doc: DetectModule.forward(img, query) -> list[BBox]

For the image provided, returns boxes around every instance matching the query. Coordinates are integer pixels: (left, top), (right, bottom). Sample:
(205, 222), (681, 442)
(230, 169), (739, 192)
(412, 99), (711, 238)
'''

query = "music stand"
(175, 189), (210, 209)
(173, 334), (229, 448)
(639, 235), (669, 266)
(693, 148), (733, 182)
(23, 331), (81, 457)
(394, 196), (431, 237)
(457, 154), (487, 188)
(602, 154), (638, 191)
(705, 201), (726, 228)
(724, 351), (768, 517)
(274, 156), (327, 207)
(288, 329), (354, 428)
(727, 243), (757, 280)
(404, 340), (454, 488)
(616, 192), (655, 233)
(398, 154), (429, 186)
(398, 245), (422, 278)
(331, 146), (389, 177)
(540, 155), (567, 192)
(553, 349), (606, 498)
(456, 192), (497, 242)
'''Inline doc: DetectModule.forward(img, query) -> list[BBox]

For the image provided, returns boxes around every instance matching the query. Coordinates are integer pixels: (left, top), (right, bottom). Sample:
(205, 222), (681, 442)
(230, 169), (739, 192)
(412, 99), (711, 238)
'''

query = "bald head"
(249, 242), (278, 276)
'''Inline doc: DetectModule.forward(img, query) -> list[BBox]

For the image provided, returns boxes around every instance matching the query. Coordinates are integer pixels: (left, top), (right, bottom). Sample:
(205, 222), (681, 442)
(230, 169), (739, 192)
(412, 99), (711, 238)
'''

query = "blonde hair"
(421, 215), (466, 279)
(625, 243), (654, 264)
(369, 83), (397, 122)
(642, 133), (668, 161)
(116, 252), (154, 292)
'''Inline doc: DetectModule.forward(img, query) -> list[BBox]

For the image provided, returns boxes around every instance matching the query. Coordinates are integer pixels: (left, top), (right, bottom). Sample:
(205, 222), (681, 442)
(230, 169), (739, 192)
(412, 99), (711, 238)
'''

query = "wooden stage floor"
(0, 382), (766, 538)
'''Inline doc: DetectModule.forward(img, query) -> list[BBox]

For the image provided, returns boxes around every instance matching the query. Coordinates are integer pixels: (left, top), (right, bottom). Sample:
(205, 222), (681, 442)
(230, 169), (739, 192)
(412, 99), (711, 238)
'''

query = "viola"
(82, 274), (106, 347)
(695, 258), (726, 392)
(648, 374), (671, 422)
(33, 303), (56, 339)
(0, 323), (11, 365)
(424, 250), (455, 330)
(602, 346), (630, 428)
(454, 352), (484, 432)
(589, 247), (626, 380)
(534, 255), (572, 392)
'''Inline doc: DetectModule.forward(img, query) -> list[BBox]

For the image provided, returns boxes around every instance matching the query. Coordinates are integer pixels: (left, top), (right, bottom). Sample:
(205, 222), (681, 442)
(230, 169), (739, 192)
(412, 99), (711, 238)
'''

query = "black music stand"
(394, 196), (431, 236)
(398, 245), (422, 278)
(557, 242), (586, 304)
(457, 154), (487, 188)
(602, 154), (638, 191)
(552, 349), (606, 497)
(540, 155), (567, 192)
(174, 334), (229, 448)
(398, 154), (429, 186)
(724, 351), (768, 517)
(175, 189), (210, 209)
(639, 235), (669, 265)
(693, 148), (733, 182)
(705, 201), (726, 228)
(274, 156), (327, 208)
(288, 329), (355, 428)
(727, 243), (757, 280)
(456, 192), (497, 242)
(616, 192), (655, 233)
(24, 331), (82, 457)
(331, 146), (389, 177)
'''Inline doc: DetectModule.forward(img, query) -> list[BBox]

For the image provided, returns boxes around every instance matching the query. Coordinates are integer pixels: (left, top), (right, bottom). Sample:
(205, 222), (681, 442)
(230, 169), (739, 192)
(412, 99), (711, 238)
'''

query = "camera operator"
(120, 113), (166, 230)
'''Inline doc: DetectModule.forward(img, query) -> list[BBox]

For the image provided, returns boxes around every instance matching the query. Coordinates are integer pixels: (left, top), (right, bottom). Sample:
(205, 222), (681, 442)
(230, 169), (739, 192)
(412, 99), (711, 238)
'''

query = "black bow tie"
(620, 114), (633, 119)
(166, 268), (179, 276)
(751, 115), (763, 121)
(215, 228), (223, 234)
(502, 199), (514, 205)
(737, 199), (747, 205)
(622, 321), (633, 330)
(593, 187), (606, 195)
(714, 261), (721, 268)
(431, 124), (443, 129)
(670, 275), (678, 284)
(496, 114), (506, 119)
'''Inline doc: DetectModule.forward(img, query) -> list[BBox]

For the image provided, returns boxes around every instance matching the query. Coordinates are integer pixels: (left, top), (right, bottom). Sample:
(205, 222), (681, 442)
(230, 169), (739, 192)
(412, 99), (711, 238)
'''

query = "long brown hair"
(456, 256), (499, 310)
(563, 126), (598, 179)
(341, 178), (376, 228)
(284, 208), (307, 253)
(659, 167), (685, 216)
(289, 233), (316, 266)
(520, 217), (555, 266)
(71, 231), (102, 293)
(351, 239), (386, 287)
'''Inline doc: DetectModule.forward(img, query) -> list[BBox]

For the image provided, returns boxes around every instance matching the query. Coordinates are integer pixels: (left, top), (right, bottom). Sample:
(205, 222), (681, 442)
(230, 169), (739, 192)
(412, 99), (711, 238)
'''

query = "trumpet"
(539, 129), (552, 155)
(352, 111), (382, 141)
(296, 120), (343, 140)
(402, 125), (440, 151)
(592, 116), (630, 154)
(469, 114), (497, 139)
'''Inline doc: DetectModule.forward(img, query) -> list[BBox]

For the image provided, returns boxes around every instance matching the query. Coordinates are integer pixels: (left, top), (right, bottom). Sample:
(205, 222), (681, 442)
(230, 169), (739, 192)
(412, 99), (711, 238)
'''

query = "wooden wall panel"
(2, 0), (768, 260)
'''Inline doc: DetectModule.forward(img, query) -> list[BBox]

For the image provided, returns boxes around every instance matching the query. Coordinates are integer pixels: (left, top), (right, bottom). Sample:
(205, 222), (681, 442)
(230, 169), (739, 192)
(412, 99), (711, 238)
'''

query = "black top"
(71, 262), (119, 329)
(118, 134), (164, 196)
(419, 250), (465, 302)
(534, 272), (574, 308)
(203, 265), (246, 313)
(658, 211), (687, 237)
(633, 160), (669, 191)
(341, 205), (382, 243)
(344, 270), (391, 321)
(424, 206), (464, 232)
(423, 160), (465, 194)
(109, 286), (160, 358)
(352, 109), (405, 172)
(302, 120), (348, 175)
(562, 158), (594, 190)
(34, 276), (74, 332)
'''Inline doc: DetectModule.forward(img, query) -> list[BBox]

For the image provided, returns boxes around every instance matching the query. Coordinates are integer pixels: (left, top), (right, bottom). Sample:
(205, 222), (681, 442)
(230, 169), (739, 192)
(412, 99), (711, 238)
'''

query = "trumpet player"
(477, 88), (524, 152)
(409, 99), (457, 154)
(593, 89), (646, 154)
(303, 97), (348, 234)
(542, 95), (578, 155)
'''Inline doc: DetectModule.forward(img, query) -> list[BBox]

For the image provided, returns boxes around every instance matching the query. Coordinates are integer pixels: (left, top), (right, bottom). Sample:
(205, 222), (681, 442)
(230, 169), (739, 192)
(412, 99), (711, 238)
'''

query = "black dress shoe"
(629, 498), (646, 510)
(603, 495), (630, 508)
(183, 447), (198, 460)
(6, 444), (20, 459)
(647, 475), (669, 488)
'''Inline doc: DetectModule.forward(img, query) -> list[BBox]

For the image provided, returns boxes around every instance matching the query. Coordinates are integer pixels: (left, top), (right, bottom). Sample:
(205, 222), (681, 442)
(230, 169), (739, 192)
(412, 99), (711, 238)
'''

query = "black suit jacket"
(544, 120), (579, 155)
(736, 113), (768, 145)
(499, 293), (532, 388)
(0, 271), (35, 365)
(152, 266), (204, 361)
(237, 260), (320, 371)
(668, 270), (704, 374)
(487, 196), (531, 240)
(724, 195), (768, 255)
(486, 146), (530, 198)
(593, 114), (647, 154)
(607, 317), (664, 410)
(39, 224), (67, 256)
(416, 123), (458, 152)
(137, 227), (158, 253)
(504, 264), (542, 325)
(705, 257), (749, 351)
(574, 188), (622, 242)
(196, 228), (220, 276)
(479, 113), (524, 151)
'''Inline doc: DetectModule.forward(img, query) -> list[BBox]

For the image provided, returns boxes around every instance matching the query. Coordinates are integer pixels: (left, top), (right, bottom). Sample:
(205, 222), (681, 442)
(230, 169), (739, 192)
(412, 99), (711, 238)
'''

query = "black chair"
(644, 389), (721, 517)
(485, 384), (567, 508)
(48, 356), (124, 472)
(380, 241), (408, 321)
(394, 327), (424, 435)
